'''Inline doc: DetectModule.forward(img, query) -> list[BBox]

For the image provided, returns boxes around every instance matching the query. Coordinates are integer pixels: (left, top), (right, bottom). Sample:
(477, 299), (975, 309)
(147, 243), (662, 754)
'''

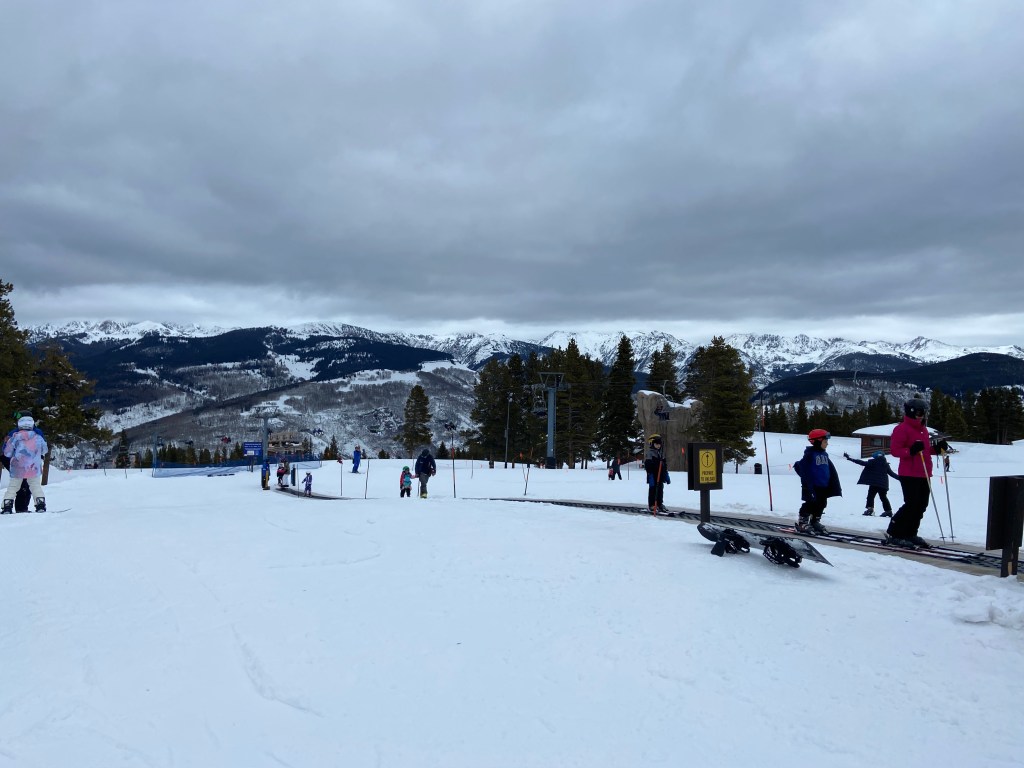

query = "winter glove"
(664, 473), (671, 485)
(909, 440), (925, 456)
(843, 453), (850, 459)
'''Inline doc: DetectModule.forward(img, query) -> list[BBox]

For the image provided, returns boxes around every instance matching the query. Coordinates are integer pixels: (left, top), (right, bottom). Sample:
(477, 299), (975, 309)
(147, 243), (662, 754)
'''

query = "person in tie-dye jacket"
(2, 415), (48, 514)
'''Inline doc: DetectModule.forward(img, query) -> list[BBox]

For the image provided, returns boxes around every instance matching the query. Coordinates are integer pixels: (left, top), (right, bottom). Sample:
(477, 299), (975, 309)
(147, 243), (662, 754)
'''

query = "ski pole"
(523, 450), (534, 496)
(920, 453), (946, 542)
(364, 458), (369, 499)
(762, 424), (773, 512)
(940, 451), (955, 542)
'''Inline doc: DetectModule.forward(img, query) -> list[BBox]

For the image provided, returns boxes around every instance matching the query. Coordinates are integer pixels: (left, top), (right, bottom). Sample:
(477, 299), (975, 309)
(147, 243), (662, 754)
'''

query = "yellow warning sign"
(698, 449), (718, 484)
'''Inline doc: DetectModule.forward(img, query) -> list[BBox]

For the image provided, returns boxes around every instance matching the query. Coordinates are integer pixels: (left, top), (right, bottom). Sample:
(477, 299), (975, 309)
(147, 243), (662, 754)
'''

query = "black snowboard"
(697, 522), (833, 567)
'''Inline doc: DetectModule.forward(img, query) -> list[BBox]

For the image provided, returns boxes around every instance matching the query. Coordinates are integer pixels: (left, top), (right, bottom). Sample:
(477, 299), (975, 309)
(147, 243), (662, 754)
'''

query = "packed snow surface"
(2, 432), (1023, 767)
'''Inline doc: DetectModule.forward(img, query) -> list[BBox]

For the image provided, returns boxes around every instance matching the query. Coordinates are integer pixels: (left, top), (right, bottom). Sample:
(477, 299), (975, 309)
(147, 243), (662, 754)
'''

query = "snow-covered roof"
(852, 424), (942, 437)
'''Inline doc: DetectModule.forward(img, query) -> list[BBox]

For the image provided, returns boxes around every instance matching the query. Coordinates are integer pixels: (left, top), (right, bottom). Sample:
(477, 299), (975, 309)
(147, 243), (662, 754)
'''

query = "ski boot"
(1, 499), (12, 515)
(34, 498), (46, 513)
(862, 507), (874, 516)
(908, 535), (931, 549)
(795, 515), (811, 534)
(883, 533), (917, 549)
(656, 504), (669, 515)
(808, 517), (828, 535)
(880, 510), (892, 517)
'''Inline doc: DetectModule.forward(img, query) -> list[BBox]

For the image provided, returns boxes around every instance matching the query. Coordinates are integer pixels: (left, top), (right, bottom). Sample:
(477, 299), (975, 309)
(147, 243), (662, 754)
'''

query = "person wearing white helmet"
(2, 414), (49, 514)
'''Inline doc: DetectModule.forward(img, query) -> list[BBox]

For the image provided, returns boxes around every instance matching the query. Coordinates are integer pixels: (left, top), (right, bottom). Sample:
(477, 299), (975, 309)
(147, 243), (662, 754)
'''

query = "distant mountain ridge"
(29, 320), (1024, 378)
(25, 321), (1024, 459)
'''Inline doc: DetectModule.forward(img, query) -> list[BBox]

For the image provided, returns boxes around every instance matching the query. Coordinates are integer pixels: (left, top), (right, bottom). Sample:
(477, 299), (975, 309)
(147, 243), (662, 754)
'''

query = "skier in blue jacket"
(793, 429), (842, 534)
(351, 445), (362, 473)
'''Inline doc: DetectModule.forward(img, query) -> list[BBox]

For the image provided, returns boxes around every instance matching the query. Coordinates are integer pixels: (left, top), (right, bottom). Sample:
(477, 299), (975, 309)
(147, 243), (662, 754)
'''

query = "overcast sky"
(2, 0), (1023, 346)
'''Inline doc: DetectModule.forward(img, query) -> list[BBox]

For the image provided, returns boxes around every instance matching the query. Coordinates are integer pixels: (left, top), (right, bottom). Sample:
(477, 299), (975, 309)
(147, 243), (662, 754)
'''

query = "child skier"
(843, 451), (899, 516)
(276, 461), (288, 488)
(643, 434), (670, 514)
(793, 428), (842, 534)
(400, 466), (413, 497)
(351, 445), (362, 473)
(302, 472), (313, 497)
(2, 415), (48, 514)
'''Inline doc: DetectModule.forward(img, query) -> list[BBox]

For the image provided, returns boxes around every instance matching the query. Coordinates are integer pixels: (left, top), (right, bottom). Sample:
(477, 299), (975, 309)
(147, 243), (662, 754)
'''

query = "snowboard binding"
(709, 528), (751, 557)
(762, 537), (802, 568)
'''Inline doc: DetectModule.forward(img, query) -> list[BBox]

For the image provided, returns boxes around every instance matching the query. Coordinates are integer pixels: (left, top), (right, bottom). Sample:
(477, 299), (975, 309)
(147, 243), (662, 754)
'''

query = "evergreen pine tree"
(0, 279), (36, 422)
(33, 344), (111, 482)
(683, 336), (756, 464)
(793, 401), (810, 435)
(597, 335), (636, 461)
(647, 342), (682, 401)
(469, 359), (509, 460)
(402, 385), (433, 456)
(324, 435), (339, 460)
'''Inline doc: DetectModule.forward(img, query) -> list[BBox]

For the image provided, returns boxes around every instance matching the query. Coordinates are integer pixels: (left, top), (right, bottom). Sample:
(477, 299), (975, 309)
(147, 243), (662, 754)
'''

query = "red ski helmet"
(807, 428), (830, 443)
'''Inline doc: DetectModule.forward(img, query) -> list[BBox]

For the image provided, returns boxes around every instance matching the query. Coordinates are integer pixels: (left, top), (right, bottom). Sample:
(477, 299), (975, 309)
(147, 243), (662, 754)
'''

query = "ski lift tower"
(539, 372), (568, 469)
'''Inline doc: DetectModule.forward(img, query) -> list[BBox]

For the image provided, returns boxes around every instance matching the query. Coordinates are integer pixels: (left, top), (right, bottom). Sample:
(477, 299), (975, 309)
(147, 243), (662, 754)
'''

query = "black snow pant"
(799, 491), (828, 521)
(865, 486), (892, 514)
(888, 477), (931, 538)
(419, 474), (430, 497)
(647, 482), (665, 509)
(16, 480), (31, 511)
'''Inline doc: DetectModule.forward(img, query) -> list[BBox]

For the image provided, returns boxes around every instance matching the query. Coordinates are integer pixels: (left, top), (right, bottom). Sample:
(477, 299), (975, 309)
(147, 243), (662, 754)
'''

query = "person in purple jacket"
(2, 414), (48, 514)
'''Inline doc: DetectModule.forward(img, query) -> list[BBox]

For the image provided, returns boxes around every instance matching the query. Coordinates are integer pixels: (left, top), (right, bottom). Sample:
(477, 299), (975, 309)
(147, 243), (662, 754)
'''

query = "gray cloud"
(3, 0), (1023, 345)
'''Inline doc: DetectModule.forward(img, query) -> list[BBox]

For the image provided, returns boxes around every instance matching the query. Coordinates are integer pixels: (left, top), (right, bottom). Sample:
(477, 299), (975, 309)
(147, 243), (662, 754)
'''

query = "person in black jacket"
(414, 448), (436, 498)
(643, 434), (670, 514)
(607, 455), (622, 480)
(843, 451), (900, 516)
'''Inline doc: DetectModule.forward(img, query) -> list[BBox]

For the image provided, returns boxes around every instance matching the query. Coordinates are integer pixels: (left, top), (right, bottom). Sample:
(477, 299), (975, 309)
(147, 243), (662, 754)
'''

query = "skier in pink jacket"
(885, 397), (948, 549)
(2, 415), (48, 514)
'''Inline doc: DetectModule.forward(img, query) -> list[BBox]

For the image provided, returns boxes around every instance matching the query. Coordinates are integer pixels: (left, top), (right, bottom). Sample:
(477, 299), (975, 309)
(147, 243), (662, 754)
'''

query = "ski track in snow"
(232, 627), (323, 718)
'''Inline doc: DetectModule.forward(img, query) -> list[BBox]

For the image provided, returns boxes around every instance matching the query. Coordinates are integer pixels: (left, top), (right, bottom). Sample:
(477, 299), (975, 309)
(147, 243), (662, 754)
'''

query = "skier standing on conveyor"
(414, 448), (436, 498)
(885, 397), (948, 549)
(843, 451), (900, 516)
(644, 434), (670, 514)
(793, 429), (842, 534)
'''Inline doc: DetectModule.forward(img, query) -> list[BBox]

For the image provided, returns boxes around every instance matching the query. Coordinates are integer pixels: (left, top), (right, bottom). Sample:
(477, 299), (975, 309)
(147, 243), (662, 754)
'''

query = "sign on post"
(687, 443), (723, 491)
(243, 441), (263, 457)
(687, 442), (723, 523)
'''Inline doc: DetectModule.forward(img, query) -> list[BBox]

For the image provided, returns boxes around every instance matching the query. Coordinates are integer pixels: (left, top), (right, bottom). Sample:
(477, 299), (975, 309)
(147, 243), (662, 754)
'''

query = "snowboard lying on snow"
(697, 522), (833, 568)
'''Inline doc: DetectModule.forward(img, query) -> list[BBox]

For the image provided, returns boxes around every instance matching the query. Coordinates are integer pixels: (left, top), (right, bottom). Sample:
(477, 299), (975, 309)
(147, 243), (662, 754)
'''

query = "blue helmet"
(872, 451), (884, 459)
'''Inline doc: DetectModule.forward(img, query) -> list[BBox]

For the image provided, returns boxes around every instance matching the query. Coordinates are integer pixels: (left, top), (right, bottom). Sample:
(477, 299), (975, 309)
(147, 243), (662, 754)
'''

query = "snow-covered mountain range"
(25, 321), (1024, 458)
(29, 320), (1024, 380)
